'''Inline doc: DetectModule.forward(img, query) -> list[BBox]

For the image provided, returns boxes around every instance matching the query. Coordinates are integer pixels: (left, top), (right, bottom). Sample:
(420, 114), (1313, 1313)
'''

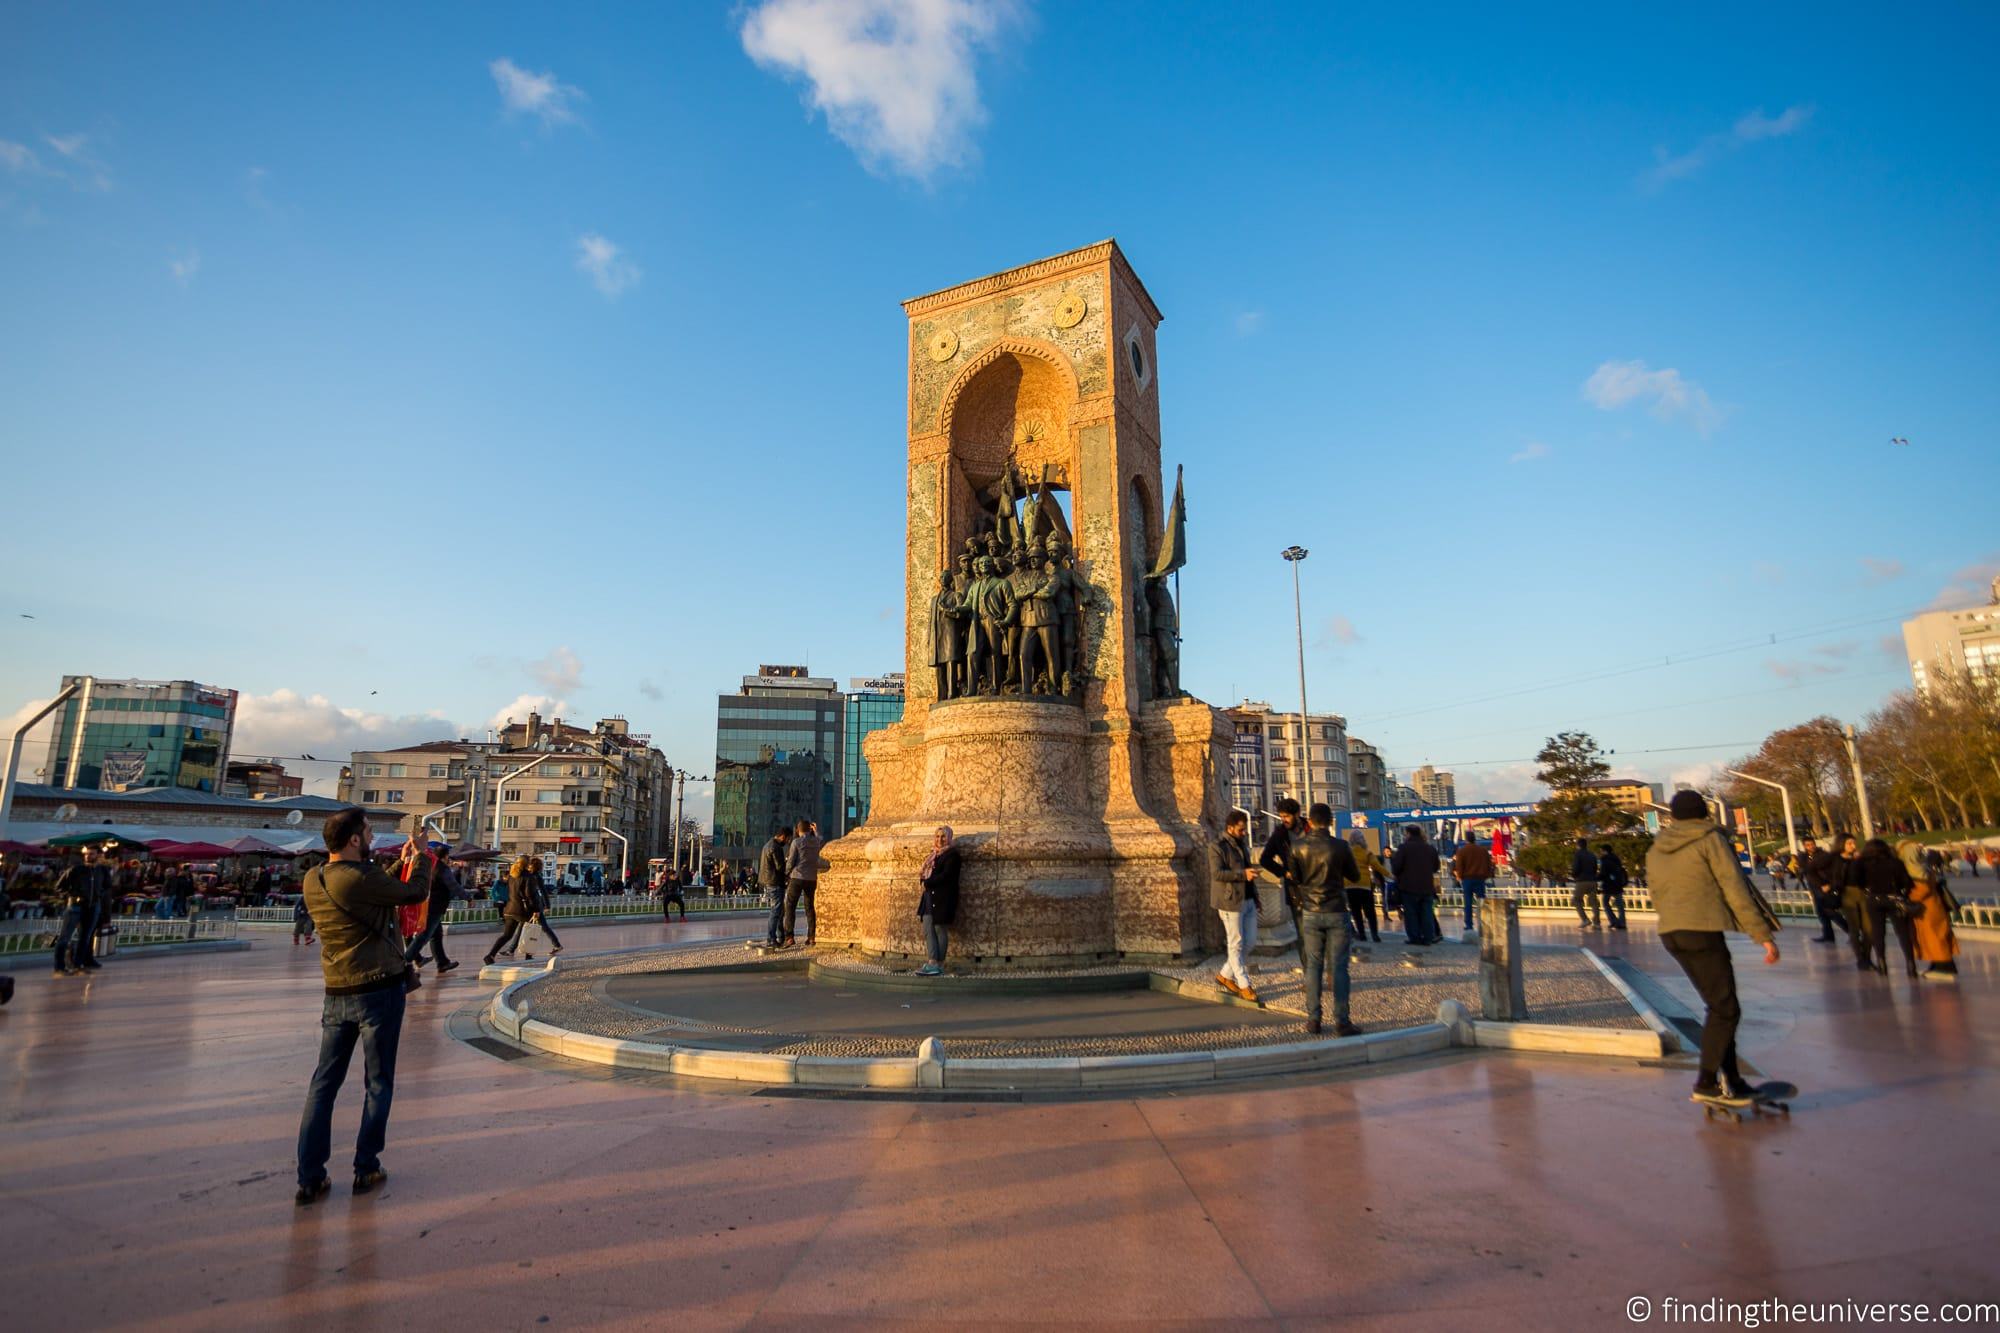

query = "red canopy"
(0, 839), (46, 855)
(151, 841), (239, 861)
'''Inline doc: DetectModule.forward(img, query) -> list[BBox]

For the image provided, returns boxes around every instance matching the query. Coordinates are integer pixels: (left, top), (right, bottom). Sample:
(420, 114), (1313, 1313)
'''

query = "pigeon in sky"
(1890, 436), (1911, 446)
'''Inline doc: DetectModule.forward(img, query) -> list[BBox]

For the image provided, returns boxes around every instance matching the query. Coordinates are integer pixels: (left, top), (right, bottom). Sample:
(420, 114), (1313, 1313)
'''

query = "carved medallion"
(1053, 292), (1086, 329)
(927, 329), (960, 362)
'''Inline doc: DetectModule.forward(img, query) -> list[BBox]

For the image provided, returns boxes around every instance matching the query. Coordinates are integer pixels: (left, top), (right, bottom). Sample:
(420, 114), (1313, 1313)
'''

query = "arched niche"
(939, 341), (1079, 554)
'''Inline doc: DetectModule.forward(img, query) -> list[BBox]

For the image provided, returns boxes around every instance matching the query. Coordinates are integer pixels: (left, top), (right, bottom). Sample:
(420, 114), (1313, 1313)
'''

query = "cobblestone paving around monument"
(508, 937), (1642, 1059)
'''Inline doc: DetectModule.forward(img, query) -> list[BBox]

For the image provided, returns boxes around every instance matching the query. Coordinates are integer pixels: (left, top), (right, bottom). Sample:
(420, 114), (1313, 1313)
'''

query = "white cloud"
(637, 678), (665, 702)
(1923, 556), (2000, 611)
(233, 690), (460, 795)
(488, 693), (569, 732)
(1315, 614), (1362, 650)
(528, 645), (584, 694)
(1582, 359), (1722, 435)
(1764, 658), (1838, 682)
(0, 139), (38, 172)
(1860, 556), (1905, 585)
(739, 0), (1017, 181)
(1642, 103), (1813, 190)
(1, 697), (59, 780)
(1508, 441), (1551, 464)
(1233, 310), (1265, 337)
(1449, 762), (1547, 803)
(489, 57), (584, 127)
(575, 232), (640, 297)
(169, 249), (201, 286)
(1734, 105), (1814, 142)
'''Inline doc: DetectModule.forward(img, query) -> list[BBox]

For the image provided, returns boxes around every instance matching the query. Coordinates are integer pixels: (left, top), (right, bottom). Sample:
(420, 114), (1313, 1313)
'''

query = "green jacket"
(304, 859), (427, 994)
(1644, 819), (1777, 944)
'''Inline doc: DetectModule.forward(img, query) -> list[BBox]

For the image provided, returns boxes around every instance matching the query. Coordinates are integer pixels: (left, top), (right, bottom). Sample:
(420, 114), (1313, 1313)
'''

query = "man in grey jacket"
(1645, 790), (1780, 1109)
(783, 819), (824, 947)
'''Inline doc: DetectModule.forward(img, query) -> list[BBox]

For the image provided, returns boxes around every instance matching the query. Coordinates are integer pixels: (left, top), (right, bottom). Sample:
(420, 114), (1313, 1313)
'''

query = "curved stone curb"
(1580, 947), (1683, 1054)
(481, 951), (1670, 1093)
(808, 958), (1152, 995)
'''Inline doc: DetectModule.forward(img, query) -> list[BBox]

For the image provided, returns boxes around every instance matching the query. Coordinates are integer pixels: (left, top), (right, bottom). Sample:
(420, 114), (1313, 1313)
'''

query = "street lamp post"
(1726, 769), (1798, 858)
(601, 823), (629, 885)
(0, 680), (85, 839)
(1841, 724), (1875, 839)
(1281, 546), (1314, 813)
(490, 752), (561, 857)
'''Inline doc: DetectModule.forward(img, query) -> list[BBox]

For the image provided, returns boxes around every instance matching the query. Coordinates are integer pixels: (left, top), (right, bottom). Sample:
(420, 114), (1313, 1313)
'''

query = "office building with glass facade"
(712, 666), (843, 871)
(842, 674), (905, 832)
(47, 677), (239, 793)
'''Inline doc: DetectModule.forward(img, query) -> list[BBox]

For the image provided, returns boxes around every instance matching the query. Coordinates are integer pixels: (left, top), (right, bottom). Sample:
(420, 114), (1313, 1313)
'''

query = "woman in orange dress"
(1900, 841), (1959, 983)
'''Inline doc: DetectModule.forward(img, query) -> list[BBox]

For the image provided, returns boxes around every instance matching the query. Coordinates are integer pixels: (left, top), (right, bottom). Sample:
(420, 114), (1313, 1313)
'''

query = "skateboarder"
(1646, 790), (1781, 1110)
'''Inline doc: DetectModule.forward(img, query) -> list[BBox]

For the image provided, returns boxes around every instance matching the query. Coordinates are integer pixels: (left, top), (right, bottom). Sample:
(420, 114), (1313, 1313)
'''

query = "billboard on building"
(99, 750), (147, 792)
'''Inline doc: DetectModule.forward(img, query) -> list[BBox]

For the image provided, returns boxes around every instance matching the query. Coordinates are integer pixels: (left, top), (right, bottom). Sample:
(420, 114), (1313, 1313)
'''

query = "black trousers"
(1857, 897), (1917, 973)
(486, 918), (526, 959)
(1660, 930), (1743, 1086)
(1842, 889), (1880, 967)
(1344, 886), (1378, 940)
(1809, 887), (1848, 940)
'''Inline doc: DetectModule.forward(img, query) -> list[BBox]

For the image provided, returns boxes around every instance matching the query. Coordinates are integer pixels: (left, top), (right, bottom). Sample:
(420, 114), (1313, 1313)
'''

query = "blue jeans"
(1298, 910), (1352, 1025)
(765, 889), (786, 945)
(297, 984), (407, 1189)
(923, 913), (949, 964)
(1603, 887), (1627, 929)
(54, 903), (96, 970)
(1460, 878), (1488, 929)
(1405, 893), (1439, 943)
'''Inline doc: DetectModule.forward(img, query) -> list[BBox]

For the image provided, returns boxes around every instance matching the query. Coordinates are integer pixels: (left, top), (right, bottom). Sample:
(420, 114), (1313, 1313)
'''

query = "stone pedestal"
(1478, 897), (1526, 1020)
(816, 696), (1230, 967)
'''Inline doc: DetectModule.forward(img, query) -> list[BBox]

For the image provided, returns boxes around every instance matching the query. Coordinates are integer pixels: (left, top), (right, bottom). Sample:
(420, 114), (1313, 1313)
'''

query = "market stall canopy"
(445, 847), (504, 863)
(0, 839), (46, 855)
(223, 835), (298, 857)
(44, 831), (153, 852)
(151, 841), (240, 861)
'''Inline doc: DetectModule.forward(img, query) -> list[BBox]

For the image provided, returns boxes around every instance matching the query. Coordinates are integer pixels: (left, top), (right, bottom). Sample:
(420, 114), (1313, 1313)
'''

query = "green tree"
(1521, 731), (1638, 854)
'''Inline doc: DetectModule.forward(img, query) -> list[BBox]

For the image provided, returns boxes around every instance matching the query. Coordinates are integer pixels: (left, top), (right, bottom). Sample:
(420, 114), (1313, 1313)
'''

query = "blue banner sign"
(1335, 802), (1537, 830)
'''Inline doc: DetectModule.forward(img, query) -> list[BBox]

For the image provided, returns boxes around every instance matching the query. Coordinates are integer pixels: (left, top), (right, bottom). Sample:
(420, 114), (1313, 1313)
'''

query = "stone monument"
(816, 240), (1233, 966)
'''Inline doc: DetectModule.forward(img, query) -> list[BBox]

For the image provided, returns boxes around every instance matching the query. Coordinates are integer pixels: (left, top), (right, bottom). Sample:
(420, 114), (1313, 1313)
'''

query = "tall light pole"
(1841, 724), (1875, 839)
(489, 752), (560, 857)
(1281, 546), (1314, 812)
(1726, 769), (1798, 858)
(0, 681), (84, 839)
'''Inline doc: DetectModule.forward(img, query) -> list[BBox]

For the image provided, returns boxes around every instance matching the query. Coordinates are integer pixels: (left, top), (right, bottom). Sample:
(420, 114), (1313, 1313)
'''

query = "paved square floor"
(2, 915), (1994, 1328)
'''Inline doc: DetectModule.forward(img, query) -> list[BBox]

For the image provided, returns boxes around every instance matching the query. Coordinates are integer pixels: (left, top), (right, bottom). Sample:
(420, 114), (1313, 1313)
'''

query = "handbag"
(1935, 881), (1961, 915)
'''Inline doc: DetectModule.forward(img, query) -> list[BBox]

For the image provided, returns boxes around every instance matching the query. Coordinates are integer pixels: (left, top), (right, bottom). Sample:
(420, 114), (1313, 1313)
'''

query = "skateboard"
(1700, 1080), (1796, 1123)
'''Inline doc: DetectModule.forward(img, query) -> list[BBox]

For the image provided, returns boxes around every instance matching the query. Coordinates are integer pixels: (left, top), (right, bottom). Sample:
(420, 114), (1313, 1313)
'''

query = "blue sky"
(3, 1), (1995, 813)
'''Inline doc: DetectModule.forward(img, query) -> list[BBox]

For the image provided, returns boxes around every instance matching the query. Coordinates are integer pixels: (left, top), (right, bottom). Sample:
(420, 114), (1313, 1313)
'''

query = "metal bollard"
(1478, 897), (1526, 1021)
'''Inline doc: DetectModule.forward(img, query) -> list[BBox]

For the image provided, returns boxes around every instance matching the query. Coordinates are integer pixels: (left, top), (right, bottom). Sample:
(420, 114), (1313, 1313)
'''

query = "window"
(384, 790), (405, 804)
(506, 789), (525, 802)
(536, 790), (561, 804)
(534, 815), (558, 830)
(502, 815), (520, 830)
(361, 790), (380, 803)
(363, 765), (382, 777)
(387, 764), (406, 778)
(429, 765), (447, 778)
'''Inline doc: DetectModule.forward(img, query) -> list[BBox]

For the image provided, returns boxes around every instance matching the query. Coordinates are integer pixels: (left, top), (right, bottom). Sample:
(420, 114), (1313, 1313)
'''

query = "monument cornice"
(902, 239), (1164, 326)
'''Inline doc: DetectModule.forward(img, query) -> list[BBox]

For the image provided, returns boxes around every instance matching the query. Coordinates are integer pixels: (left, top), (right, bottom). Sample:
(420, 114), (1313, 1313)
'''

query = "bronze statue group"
(931, 462), (1181, 703)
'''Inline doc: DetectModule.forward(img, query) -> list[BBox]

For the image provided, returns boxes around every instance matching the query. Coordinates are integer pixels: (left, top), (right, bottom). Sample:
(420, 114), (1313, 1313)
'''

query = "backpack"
(489, 879), (507, 909)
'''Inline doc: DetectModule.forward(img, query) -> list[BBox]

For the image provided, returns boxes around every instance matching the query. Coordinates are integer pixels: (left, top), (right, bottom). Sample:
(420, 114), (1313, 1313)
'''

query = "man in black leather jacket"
(52, 844), (113, 976)
(1287, 804), (1363, 1036)
(1798, 835), (1845, 943)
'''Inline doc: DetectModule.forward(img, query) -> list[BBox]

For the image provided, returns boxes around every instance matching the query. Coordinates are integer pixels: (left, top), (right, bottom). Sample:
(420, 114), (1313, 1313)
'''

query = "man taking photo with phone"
(294, 808), (428, 1206)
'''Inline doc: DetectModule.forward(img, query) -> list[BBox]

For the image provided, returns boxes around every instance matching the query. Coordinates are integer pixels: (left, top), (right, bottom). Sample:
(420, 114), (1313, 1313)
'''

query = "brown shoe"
(1214, 973), (1239, 997)
(1238, 985), (1261, 1004)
